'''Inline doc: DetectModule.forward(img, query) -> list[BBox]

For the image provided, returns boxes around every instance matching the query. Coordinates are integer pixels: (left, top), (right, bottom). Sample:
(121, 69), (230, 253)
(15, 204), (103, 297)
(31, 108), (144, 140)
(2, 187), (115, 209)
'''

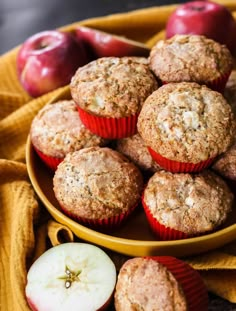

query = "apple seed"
(58, 265), (82, 289)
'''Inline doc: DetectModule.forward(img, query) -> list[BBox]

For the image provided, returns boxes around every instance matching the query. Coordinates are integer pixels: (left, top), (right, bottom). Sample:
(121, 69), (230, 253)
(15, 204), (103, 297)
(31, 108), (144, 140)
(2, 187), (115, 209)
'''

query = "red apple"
(17, 30), (89, 97)
(75, 26), (150, 58)
(25, 243), (117, 311)
(166, 1), (236, 56)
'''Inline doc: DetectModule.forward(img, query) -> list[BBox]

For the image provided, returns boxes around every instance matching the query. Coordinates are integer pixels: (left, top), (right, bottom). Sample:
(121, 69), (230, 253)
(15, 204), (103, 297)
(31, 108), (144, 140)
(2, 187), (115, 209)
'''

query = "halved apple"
(25, 243), (117, 311)
(75, 26), (150, 58)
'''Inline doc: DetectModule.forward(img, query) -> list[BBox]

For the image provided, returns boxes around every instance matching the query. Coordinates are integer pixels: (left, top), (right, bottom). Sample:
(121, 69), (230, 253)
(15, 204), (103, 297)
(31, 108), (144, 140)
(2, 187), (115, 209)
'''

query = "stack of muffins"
(30, 34), (235, 239)
(28, 33), (236, 311)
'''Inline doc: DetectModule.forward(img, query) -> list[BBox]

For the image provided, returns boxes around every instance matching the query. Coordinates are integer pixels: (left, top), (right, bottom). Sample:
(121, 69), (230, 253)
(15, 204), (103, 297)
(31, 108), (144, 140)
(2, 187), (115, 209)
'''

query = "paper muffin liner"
(148, 147), (215, 173)
(162, 69), (231, 93)
(33, 145), (63, 171)
(145, 256), (208, 311)
(142, 195), (189, 240)
(59, 201), (139, 232)
(206, 69), (232, 93)
(77, 106), (138, 139)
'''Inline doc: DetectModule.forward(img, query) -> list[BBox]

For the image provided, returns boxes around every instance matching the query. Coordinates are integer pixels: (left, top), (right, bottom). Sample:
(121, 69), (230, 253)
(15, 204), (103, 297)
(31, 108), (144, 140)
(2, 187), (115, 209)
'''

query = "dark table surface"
(1, 0), (236, 310)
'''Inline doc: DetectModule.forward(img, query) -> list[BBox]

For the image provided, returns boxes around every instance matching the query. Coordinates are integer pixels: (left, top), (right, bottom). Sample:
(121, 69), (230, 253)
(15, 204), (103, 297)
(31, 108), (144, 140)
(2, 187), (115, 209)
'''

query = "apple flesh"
(75, 26), (150, 58)
(17, 30), (89, 97)
(166, 1), (236, 56)
(25, 243), (117, 311)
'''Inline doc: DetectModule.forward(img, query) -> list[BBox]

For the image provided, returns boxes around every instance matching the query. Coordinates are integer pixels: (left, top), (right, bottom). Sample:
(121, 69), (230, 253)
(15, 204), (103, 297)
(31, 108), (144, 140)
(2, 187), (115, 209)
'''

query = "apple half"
(75, 26), (150, 58)
(25, 243), (117, 311)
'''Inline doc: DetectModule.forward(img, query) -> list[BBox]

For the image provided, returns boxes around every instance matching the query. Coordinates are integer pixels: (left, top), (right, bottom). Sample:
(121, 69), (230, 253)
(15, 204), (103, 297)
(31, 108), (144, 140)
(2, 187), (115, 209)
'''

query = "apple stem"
(58, 265), (82, 289)
(36, 42), (48, 50)
(190, 6), (205, 11)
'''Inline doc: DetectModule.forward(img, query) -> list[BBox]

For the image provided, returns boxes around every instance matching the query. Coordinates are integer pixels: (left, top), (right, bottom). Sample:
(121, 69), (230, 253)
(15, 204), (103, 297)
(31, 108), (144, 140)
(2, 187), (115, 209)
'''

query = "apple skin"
(166, 1), (236, 56)
(25, 243), (117, 311)
(75, 26), (150, 59)
(17, 30), (89, 97)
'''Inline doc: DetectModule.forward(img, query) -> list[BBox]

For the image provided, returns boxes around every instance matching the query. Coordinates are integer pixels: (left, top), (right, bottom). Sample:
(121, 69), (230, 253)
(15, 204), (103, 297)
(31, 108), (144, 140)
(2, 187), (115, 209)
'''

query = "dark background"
(1, 0), (187, 55)
(1, 0), (236, 309)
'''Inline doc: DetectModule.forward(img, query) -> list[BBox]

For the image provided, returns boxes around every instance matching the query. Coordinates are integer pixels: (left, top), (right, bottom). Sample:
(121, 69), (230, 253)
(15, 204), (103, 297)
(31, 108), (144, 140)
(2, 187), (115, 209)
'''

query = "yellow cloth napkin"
(1, 1), (236, 310)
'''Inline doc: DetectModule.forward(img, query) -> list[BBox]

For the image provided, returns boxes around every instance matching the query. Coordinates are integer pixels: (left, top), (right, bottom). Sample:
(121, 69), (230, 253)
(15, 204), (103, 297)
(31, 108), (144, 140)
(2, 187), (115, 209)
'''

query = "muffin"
(53, 147), (143, 231)
(224, 70), (236, 115)
(116, 133), (161, 173)
(149, 34), (233, 92)
(70, 56), (158, 139)
(142, 170), (233, 240)
(137, 82), (236, 173)
(30, 100), (107, 170)
(212, 71), (236, 180)
(212, 138), (236, 180)
(114, 256), (208, 311)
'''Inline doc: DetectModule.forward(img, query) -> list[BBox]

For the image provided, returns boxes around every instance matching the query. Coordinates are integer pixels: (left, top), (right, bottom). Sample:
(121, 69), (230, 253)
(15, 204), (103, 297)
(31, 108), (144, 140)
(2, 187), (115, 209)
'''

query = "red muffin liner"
(162, 69), (231, 93)
(207, 69), (232, 93)
(142, 195), (189, 240)
(77, 106), (138, 139)
(33, 145), (63, 171)
(145, 256), (208, 311)
(59, 201), (139, 232)
(148, 147), (215, 173)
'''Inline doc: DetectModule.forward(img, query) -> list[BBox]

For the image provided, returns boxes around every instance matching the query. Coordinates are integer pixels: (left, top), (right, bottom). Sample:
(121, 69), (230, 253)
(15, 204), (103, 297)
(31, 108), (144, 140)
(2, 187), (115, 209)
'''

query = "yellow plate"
(26, 87), (236, 258)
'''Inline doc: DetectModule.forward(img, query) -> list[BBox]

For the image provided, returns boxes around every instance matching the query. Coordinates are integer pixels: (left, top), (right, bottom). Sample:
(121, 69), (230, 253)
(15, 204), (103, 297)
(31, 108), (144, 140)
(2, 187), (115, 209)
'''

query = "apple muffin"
(212, 71), (236, 180)
(116, 133), (161, 172)
(70, 56), (158, 138)
(53, 147), (143, 231)
(115, 257), (208, 311)
(149, 34), (233, 92)
(137, 82), (236, 172)
(212, 138), (236, 180)
(30, 100), (107, 170)
(142, 170), (233, 240)
(224, 70), (236, 116)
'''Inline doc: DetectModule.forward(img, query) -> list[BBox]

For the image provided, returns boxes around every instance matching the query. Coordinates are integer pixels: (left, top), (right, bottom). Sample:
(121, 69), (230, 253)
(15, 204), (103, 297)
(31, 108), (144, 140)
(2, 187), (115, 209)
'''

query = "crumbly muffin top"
(214, 71), (236, 180)
(213, 138), (236, 180)
(30, 100), (107, 158)
(53, 147), (143, 219)
(70, 57), (158, 118)
(149, 34), (233, 83)
(137, 82), (236, 163)
(115, 257), (187, 311)
(143, 170), (233, 235)
(116, 133), (161, 172)
(224, 70), (236, 116)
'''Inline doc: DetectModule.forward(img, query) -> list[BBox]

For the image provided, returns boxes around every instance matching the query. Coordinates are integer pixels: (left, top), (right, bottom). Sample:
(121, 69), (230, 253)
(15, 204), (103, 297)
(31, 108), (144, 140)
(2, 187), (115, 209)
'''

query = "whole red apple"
(75, 26), (150, 58)
(166, 1), (236, 56)
(17, 30), (88, 97)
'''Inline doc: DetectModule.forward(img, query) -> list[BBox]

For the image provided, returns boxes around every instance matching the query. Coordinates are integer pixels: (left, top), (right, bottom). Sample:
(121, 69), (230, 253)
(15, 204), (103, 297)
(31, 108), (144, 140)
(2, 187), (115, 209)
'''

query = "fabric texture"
(1, 1), (236, 309)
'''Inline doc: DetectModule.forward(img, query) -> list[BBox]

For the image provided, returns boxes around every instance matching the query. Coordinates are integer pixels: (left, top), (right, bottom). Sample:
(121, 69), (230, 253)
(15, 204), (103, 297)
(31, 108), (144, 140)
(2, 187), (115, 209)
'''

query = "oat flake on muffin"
(138, 82), (236, 164)
(70, 56), (158, 118)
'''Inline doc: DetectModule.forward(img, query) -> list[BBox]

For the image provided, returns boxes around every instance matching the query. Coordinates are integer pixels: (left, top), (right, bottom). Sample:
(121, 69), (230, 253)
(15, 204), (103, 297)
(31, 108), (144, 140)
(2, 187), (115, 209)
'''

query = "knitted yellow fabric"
(1, 1), (236, 310)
